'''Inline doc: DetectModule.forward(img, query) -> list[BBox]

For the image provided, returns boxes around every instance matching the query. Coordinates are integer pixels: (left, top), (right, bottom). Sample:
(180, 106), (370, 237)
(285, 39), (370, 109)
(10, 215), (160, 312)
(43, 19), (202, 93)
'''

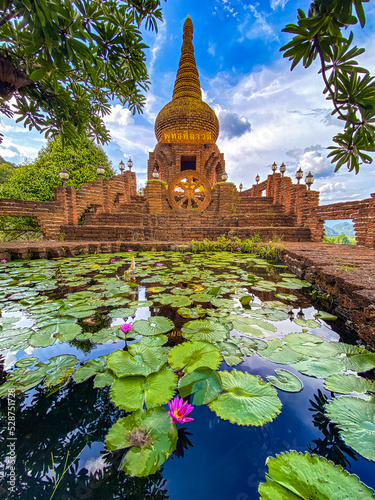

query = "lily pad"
(283, 333), (340, 358)
(258, 339), (304, 365)
(294, 319), (320, 329)
(181, 319), (229, 342)
(15, 356), (38, 368)
(29, 323), (82, 347)
(231, 316), (276, 337)
(42, 355), (78, 387)
(208, 370), (282, 426)
(107, 344), (166, 377)
(105, 407), (178, 477)
(108, 307), (135, 318)
(325, 397), (375, 461)
(258, 451), (375, 499)
(266, 369), (303, 393)
(178, 366), (222, 405)
(325, 374), (375, 395)
(314, 311), (338, 321)
(168, 340), (222, 373)
(133, 316), (174, 336)
(110, 365), (177, 411)
(73, 355), (108, 384)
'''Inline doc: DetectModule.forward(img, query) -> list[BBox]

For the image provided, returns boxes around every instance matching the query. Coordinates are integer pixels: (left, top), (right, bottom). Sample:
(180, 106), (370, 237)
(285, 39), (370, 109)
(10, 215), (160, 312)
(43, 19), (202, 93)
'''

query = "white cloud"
(208, 42), (216, 56)
(103, 105), (134, 126)
(270, 0), (289, 10)
(83, 456), (107, 475)
(239, 6), (278, 42)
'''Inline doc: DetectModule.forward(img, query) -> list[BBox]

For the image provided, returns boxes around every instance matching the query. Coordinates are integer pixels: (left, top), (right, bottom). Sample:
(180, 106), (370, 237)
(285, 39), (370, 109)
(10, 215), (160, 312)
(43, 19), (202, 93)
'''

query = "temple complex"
(0, 16), (374, 248)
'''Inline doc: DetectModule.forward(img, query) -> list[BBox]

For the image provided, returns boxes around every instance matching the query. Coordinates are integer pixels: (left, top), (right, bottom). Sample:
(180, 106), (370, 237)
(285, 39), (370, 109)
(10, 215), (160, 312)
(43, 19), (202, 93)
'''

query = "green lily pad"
(294, 319), (320, 329)
(325, 397), (375, 461)
(291, 357), (344, 378)
(325, 374), (375, 394)
(73, 355), (108, 384)
(178, 366), (222, 405)
(258, 339), (304, 365)
(258, 451), (375, 499)
(181, 319), (229, 342)
(177, 306), (206, 318)
(110, 365), (177, 411)
(15, 356), (38, 368)
(168, 340), (222, 373)
(105, 407), (177, 477)
(107, 345), (166, 378)
(140, 334), (168, 347)
(250, 308), (289, 321)
(29, 323), (82, 347)
(275, 293), (298, 301)
(231, 316), (276, 337)
(314, 311), (338, 321)
(94, 370), (115, 388)
(230, 336), (268, 356)
(208, 370), (282, 426)
(42, 355), (78, 387)
(0, 328), (33, 351)
(214, 340), (244, 366)
(284, 333), (340, 358)
(108, 307), (135, 318)
(266, 369), (303, 393)
(133, 316), (174, 336)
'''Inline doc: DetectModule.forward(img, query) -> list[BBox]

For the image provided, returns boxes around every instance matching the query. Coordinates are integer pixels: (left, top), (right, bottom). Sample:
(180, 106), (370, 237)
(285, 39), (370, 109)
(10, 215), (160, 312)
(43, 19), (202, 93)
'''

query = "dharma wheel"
(167, 170), (211, 212)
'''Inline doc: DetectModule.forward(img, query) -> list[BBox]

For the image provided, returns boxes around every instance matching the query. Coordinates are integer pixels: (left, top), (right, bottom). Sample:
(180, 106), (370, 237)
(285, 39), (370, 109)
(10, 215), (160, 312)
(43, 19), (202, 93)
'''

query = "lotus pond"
(0, 250), (374, 499)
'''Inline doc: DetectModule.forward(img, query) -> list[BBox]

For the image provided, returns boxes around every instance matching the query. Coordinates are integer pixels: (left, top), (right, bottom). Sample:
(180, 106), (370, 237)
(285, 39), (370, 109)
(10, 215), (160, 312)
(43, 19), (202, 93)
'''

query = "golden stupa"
(154, 15), (219, 144)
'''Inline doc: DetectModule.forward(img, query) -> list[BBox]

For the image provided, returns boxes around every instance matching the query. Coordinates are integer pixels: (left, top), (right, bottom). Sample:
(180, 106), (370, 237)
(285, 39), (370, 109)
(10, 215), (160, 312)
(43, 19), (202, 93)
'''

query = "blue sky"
(1, 0), (375, 204)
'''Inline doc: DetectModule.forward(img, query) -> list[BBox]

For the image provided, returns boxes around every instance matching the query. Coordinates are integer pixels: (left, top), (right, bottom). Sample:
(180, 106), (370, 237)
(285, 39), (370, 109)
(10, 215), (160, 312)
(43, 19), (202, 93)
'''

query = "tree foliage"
(281, 0), (374, 173)
(0, 156), (16, 183)
(0, 0), (164, 146)
(0, 136), (114, 201)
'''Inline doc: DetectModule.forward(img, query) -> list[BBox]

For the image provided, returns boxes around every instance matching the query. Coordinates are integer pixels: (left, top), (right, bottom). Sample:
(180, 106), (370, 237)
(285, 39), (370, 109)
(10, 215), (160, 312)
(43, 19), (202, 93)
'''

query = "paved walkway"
(0, 240), (374, 348)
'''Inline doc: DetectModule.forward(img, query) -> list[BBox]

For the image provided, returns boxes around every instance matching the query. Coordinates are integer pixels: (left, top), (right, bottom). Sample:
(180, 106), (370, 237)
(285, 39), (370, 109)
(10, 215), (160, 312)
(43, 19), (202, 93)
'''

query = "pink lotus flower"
(156, 263), (163, 267)
(1, 259), (6, 263)
(168, 396), (194, 424)
(236, 247), (241, 251)
(110, 258), (116, 263)
(121, 323), (132, 334)
(128, 249), (133, 252)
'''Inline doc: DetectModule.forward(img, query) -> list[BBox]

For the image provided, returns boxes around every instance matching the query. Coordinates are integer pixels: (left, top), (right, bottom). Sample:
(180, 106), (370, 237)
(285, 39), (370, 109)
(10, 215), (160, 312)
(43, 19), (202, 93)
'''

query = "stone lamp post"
(271, 161), (277, 174)
(97, 164), (105, 179)
(305, 171), (314, 190)
(59, 167), (69, 187)
(296, 167), (303, 184)
(119, 160), (125, 174)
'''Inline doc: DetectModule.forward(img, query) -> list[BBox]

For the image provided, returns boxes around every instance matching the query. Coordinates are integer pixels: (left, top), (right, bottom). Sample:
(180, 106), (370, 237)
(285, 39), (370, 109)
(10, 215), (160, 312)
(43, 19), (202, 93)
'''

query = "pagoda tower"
(147, 16), (225, 211)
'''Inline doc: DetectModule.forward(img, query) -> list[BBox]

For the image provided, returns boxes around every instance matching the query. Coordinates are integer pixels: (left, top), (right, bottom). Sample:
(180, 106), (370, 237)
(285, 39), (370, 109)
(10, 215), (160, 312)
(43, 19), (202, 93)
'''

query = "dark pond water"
(0, 251), (374, 499)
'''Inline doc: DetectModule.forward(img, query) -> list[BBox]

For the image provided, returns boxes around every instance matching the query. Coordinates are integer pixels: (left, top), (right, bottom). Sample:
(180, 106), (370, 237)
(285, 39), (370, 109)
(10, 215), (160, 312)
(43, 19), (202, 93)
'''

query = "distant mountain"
(324, 221), (355, 238)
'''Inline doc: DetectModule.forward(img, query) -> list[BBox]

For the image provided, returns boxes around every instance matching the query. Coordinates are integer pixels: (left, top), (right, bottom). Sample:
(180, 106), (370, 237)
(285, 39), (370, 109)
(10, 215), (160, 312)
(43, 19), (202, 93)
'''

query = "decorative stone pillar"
(217, 183), (238, 216)
(145, 180), (164, 215)
(54, 186), (78, 225)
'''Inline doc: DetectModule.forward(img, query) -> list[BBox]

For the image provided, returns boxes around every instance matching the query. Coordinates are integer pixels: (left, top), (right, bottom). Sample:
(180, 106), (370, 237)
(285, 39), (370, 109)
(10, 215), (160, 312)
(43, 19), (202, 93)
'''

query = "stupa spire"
(172, 16), (202, 100)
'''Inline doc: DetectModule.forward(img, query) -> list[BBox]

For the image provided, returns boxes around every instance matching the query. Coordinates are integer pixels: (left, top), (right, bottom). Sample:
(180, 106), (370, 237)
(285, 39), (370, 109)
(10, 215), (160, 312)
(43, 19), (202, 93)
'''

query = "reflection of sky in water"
(0, 254), (374, 497)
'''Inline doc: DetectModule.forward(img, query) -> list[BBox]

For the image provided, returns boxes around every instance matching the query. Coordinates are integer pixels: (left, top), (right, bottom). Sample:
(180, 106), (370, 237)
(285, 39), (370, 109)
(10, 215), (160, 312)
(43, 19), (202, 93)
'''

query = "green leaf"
(259, 451), (375, 499)
(181, 319), (230, 342)
(208, 370), (282, 426)
(294, 319), (320, 329)
(109, 365), (177, 411)
(107, 344), (165, 377)
(325, 374), (375, 394)
(266, 369), (303, 393)
(133, 316), (174, 336)
(105, 407), (178, 477)
(168, 340), (222, 373)
(258, 339), (304, 365)
(42, 355), (78, 387)
(326, 397), (375, 461)
(231, 316), (276, 337)
(73, 355), (108, 383)
(314, 311), (338, 321)
(283, 333), (341, 357)
(178, 367), (222, 405)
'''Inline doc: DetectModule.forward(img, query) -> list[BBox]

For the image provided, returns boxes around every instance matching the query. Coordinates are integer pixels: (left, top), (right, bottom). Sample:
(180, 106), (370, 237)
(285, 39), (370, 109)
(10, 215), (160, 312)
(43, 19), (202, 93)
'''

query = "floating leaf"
(294, 319), (320, 329)
(110, 365), (177, 411)
(108, 307), (135, 318)
(325, 374), (375, 394)
(177, 306), (206, 318)
(325, 397), (375, 461)
(108, 344), (165, 377)
(284, 333), (340, 358)
(266, 369), (303, 393)
(29, 323), (82, 347)
(258, 339), (304, 365)
(105, 407), (177, 477)
(251, 308), (289, 321)
(73, 355), (108, 384)
(15, 357), (38, 368)
(314, 311), (338, 321)
(168, 340), (222, 373)
(291, 357), (344, 378)
(231, 336), (268, 356)
(42, 355), (78, 387)
(231, 316), (276, 337)
(258, 451), (375, 499)
(178, 367), (222, 405)
(275, 293), (298, 301)
(208, 370), (281, 426)
(181, 319), (229, 342)
(133, 316), (174, 336)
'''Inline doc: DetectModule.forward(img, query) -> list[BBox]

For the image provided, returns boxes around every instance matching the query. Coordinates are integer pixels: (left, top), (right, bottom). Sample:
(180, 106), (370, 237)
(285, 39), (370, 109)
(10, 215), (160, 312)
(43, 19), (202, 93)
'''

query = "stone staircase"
(61, 195), (312, 242)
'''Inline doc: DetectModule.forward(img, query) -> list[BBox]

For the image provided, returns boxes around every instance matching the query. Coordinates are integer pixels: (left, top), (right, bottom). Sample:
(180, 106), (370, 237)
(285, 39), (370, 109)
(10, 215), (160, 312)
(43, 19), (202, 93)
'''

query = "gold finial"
(172, 16), (201, 100)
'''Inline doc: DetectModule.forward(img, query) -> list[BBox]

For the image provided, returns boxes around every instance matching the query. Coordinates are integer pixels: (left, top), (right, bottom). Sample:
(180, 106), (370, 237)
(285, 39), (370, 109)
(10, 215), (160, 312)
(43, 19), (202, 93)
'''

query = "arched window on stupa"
(215, 163), (223, 183)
